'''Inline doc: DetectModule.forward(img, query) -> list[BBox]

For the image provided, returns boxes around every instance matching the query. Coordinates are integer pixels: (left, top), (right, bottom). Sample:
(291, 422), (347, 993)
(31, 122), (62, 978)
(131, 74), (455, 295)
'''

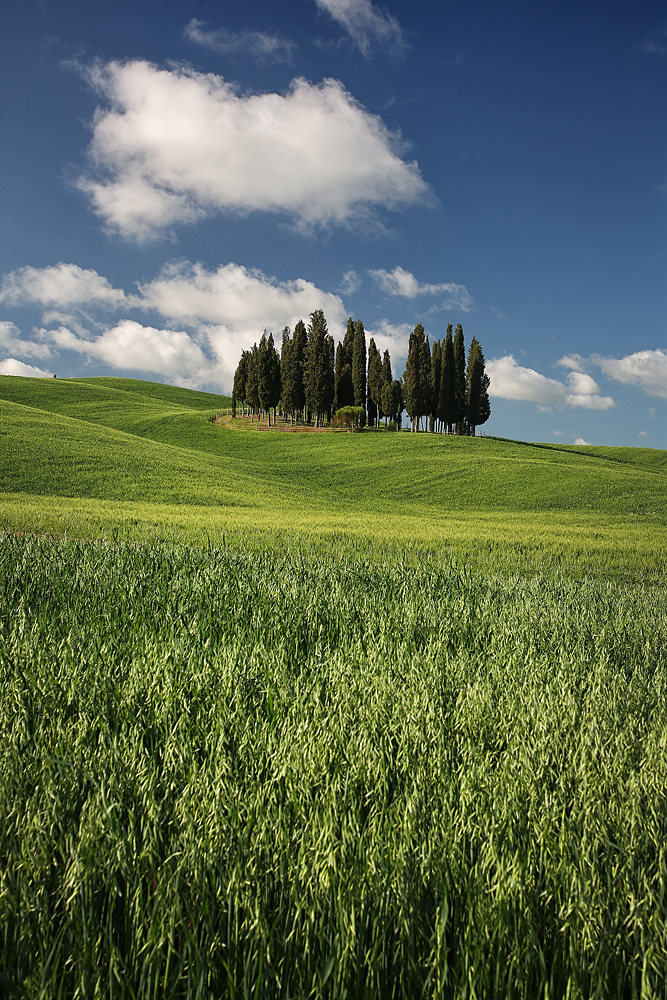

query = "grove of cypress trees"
(453, 323), (466, 434)
(352, 320), (367, 427)
(466, 336), (491, 436)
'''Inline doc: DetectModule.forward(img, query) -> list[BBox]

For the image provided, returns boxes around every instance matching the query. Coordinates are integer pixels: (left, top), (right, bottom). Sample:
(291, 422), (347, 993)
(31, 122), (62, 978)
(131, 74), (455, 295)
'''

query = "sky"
(0, 0), (665, 446)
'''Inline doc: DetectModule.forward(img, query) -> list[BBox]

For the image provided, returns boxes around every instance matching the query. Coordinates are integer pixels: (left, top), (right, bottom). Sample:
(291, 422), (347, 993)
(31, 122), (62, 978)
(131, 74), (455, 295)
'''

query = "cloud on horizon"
(0, 358), (53, 378)
(0, 260), (348, 390)
(314, 0), (405, 56)
(74, 60), (432, 241)
(487, 355), (615, 410)
(558, 348), (667, 400)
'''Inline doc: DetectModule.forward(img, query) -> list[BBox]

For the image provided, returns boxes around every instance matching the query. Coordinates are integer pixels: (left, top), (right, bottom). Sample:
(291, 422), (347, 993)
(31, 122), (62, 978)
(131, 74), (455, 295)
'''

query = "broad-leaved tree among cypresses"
(352, 319), (367, 426)
(466, 336), (491, 435)
(367, 338), (383, 427)
(258, 331), (281, 425)
(453, 323), (466, 434)
(304, 309), (334, 427)
(439, 324), (455, 434)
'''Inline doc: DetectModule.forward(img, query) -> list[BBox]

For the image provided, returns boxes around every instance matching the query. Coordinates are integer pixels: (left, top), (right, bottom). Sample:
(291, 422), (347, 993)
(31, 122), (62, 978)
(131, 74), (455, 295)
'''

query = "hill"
(1, 374), (665, 577)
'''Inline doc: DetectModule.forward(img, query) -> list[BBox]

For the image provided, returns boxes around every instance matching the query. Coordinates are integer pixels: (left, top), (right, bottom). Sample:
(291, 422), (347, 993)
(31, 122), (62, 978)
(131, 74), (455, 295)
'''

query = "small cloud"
(339, 269), (361, 295)
(638, 430), (648, 439)
(556, 353), (588, 371)
(537, 406), (553, 414)
(0, 358), (53, 377)
(574, 437), (591, 446)
(368, 266), (472, 310)
(184, 19), (295, 64)
(642, 26), (667, 55)
(648, 407), (657, 419)
(592, 348), (667, 399)
(553, 430), (563, 436)
(657, 178), (667, 197)
(489, 305), (505, 319)
(314, 0), (405, 57)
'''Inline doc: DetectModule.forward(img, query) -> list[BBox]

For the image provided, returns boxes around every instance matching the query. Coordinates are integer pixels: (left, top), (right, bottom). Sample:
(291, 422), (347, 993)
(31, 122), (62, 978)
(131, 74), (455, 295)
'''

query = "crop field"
(1, 376), (667, 997)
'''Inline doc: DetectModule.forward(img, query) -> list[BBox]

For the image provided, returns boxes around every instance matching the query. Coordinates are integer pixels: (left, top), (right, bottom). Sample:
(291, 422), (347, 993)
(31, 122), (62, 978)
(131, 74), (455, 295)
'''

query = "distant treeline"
(232, 311), (490, 433)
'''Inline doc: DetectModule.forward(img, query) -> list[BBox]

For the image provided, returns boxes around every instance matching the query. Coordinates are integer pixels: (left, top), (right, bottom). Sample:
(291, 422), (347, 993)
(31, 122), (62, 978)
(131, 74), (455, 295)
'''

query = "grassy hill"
(1, 374), (665, 577)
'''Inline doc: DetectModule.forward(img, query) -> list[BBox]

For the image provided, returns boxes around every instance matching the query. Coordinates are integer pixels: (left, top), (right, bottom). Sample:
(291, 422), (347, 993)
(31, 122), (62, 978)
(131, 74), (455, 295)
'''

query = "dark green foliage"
(466, 336), (491, 435)
(439, 325), (455, 434)
(352, 320), (367, 426)
(292, 319), (308, 417)
(245, 342), (260, 418)
(280, 328), (297, 425)
(453, 324), (466, 434)
(232, 351), (248, 414)
(430, 339), (441, 432)
(381, 379), (402, 426)
(334, 318), (355, 411)
(304, 310), (334, 427)
(258, 332), (281, 425)
(367, 338), (383, 427)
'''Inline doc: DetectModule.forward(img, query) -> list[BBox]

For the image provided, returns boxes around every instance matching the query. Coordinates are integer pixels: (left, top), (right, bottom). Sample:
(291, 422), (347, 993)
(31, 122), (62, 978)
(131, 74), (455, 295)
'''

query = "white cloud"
(45, 321), (211, 383)
(592, 349), (667, 400)
(642, 27), (667, 56)
(556, 353), (588, 371)
(0, 263), (128, 310)
(365, 319), (413, 361)
(368, 266), (472, 311)
(0, 358), (53, 377)
(1, 260), (349, 391)
(184, 19), (295, 64)
(638, 430), (648, 439)
(487, 356), (615, 410)
(139, 261), (347, 331)
(0, 320), (52, 359)
(314, 0), (405, 56)
(75, 60), (431, 241)
(574, 438), (591, 446)
(339, 269), (361, 294)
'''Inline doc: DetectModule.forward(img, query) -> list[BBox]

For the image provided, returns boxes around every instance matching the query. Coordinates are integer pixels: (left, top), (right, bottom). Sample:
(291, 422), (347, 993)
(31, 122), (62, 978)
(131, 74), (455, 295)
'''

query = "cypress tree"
(404, 324), (425, 432)
(439, 325), (455, 434)
(304, 310), (333, 428)
(334, 317), (355, 411)
(419, 335), (432, 432)
(232, 351), (248, 417)
(292, 319), (307, 420)
(280, 328), (296, 425)
(430, 339), (441, 432)
(453, 323), (466, 434)
(352, 320), (367, 426)
(381, 350), (393, 425)
(245, 342), (260, 419)
(466, 336), (491, 436)
(367, 338), (383, 428)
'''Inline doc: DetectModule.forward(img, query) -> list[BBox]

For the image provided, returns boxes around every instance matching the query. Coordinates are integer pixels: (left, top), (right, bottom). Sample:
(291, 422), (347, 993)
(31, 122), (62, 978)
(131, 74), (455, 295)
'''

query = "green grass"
(1, 376), (666, 995)
(1, 535), (666, 997)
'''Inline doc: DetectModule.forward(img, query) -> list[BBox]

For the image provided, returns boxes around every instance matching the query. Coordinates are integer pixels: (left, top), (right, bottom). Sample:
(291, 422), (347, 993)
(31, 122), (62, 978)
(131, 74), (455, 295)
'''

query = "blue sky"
(1, 0), (665, 445)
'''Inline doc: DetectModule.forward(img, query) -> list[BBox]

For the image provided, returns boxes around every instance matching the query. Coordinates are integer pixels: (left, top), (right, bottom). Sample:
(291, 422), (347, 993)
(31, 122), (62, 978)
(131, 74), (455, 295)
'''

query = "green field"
(1, 376), (666, 997)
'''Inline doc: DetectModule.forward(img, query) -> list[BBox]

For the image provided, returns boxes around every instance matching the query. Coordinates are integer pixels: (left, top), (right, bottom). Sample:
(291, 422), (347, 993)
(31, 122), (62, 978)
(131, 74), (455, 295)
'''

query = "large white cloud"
(0, 358), (53, 377)
(314, 0), (404, 56)
(0, 263), (128, 310)
(368, 266), (473, 311)
(76, 60), (432, 241)
(487, 356), (615, 410)
(184, 19), (295, 64)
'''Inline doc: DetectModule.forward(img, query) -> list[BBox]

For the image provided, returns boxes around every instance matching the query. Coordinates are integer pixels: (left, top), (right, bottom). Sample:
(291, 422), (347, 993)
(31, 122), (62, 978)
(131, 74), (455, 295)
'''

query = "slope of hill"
(1, 375), (665, 577)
